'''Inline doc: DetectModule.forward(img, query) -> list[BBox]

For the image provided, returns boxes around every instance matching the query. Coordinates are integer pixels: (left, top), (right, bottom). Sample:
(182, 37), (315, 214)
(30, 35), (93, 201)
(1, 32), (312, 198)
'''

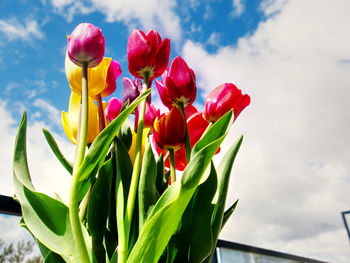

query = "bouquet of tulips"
(13, 23), (250, 263)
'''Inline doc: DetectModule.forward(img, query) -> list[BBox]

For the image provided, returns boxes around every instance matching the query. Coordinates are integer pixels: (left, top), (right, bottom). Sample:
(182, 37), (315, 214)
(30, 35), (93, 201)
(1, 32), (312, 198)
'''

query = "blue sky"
(1, 0), (350, 262)
(0, 0), (265, 122)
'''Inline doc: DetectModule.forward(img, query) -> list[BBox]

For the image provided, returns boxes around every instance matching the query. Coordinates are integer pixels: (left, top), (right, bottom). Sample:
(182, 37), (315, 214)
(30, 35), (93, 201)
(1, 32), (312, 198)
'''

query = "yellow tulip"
(128, 128), (150, 166)
(62, 91), (99, 144)
(65, 52), (112, 97)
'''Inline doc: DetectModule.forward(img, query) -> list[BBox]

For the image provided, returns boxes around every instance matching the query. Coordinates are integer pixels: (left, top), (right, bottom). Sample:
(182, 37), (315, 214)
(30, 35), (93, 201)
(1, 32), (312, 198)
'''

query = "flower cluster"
(13, 23), (250, 263)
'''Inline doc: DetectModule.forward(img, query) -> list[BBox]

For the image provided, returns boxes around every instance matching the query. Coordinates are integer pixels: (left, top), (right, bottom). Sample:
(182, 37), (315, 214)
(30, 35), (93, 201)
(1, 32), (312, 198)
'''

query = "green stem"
(168, 148), (176, 183)
(96, 93), (106, 132)
(69, 62), (90, 263)
(177, 102), (191, 163)
(122, 74), (150, 262)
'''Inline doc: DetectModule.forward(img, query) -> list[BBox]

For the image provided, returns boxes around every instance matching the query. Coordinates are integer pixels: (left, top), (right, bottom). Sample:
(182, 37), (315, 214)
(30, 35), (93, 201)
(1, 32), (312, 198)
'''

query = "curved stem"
(123, 74), (149, 262)
(69, 62), (90, 263)
(96, 93), (106, 132)
(177, 102), (191, 163)
(168, 148), (176, 184)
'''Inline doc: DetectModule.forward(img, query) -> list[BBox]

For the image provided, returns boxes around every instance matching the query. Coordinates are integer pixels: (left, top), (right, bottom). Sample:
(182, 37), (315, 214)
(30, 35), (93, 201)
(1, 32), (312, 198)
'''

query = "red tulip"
(153, 107), (186, 151)
(151, 106), (211, 171)
(100, 60), (122, 97)
(155, 56), (196, 109)
(67, 23), (105, 68)
(127, 29), (170, 80)
(204, 83), (250, 123)
(105, 97), (123, 122)
(135, 102), (160, 131)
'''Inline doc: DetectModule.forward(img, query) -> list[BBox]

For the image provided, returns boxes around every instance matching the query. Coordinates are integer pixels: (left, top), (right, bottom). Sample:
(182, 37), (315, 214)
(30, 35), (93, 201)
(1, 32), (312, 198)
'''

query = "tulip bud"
(135, 102), (160, 131)
(204, 83), (250, 123)
(100, 60), (122, 97)
(67, 23), (105, 68)
(61, 91), (99, 144)
(153, 107), (186, 151)
(156, 56), (196, 109)
(122, 77), (151, 105)
(127, 29), (170, 80)
(105, 97), (123, 123)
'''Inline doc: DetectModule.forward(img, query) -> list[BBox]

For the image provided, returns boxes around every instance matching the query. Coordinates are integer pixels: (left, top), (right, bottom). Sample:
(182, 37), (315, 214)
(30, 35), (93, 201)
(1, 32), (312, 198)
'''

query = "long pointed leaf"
(76, 89), (151, 182)
(222, 199), (239, 229)
(211, 136), (243, 245)
(13, 112), (87, 263)
(138, 143), (159, 231)
(42, 128), (73, 174)
(169, 162), (218, 263)
(88, 159), (113, 263)
(191, 110), (233, 158)
(127, 112), (233, 263)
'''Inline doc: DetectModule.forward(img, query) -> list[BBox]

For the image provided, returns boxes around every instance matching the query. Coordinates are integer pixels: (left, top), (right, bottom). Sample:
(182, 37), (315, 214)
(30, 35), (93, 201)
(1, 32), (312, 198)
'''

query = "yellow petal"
(65, 52), (112, 97)
(62, 91), (100, 144)
(62, 111), (76, 144)
(128, 128), (150, 166)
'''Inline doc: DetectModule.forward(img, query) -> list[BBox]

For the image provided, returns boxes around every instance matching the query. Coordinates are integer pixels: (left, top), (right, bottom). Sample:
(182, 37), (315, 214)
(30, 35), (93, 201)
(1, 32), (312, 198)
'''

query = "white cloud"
(231, 0), (245, 17)
(50, 0), (93, 22)
(0, 100), (74, 203)
(49, 0), (182, 43)
(0, 18), (44, 42)
(182, 0), (350, 261)
(206, 32), (221, 47)
(33, 98), (62, 127)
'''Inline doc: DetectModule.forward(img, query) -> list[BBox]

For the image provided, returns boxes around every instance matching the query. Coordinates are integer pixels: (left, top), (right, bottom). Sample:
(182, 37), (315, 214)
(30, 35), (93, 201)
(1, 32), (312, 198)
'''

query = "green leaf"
(222, 199), (239, 229)
(191, 110), (233, 158)
(127, 112), (233, 263)
(155, 153), (169, 195)
(13, 112), (34, 191)
(118, 120), (133, 151)
(138, 143), (160, 231)
(42, 128), (73, 174)
(87, 159), (113, 263)
(211, 135), (243, 244)
(44, 251), (65, 263)
(169, 162), (218, 263)
(104, 229), (117, 260)
(13, 112), (87, 263)
(76, 88), (151, 183)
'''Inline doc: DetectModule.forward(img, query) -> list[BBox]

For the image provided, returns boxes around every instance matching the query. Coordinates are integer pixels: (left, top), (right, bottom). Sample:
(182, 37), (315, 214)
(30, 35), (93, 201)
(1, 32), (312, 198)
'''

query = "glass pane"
(218, 247), (299, 263)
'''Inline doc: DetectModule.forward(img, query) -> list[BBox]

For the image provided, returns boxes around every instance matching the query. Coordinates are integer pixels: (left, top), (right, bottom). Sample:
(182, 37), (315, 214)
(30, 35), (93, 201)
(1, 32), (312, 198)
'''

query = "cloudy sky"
(1, 0), (350, 262)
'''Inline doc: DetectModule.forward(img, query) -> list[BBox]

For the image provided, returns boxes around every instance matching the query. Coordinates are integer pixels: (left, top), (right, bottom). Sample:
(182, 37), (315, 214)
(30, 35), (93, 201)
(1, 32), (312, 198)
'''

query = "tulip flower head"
(61, 91), (99, 144)
(135, 102), (160, 131)
(67, 23), (105, 68)
(152, 107), (210, 171)
(65, 54), (112, 96)
(153, 107), (186, 151)
(127, 29), (170, 81)
(156, 56), (196, 109)
(100, 60), (122, 97)
(105, 97), (123, 123)
(204, 83), (250, 123)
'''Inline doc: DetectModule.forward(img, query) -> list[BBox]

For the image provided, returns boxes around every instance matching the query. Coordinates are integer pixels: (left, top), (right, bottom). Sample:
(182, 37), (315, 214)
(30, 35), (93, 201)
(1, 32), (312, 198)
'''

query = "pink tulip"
(127, 29), (170, 80)
(135, 102), (160, 131)
(155, 56), (196, 109)
(105, 97), (123, 122)
(100, 60), (122, 97)
(67, 23), (105, 68)
(153, 107), (186, 151)
(204, 83), (250, 123)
